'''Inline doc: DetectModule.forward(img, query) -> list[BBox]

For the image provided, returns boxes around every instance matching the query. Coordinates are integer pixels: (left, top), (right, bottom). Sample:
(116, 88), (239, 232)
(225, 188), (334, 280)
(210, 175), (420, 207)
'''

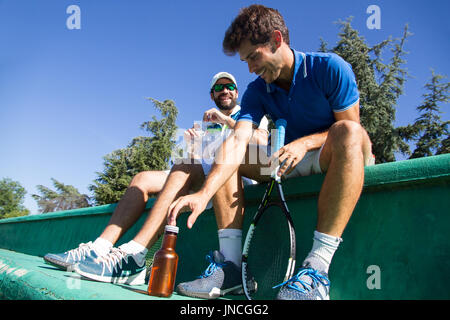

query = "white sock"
(218, 228), (242, 267)
(303, 231), (342, 273)
(119, 240), (148, 264)
(93, 237), (113, 257)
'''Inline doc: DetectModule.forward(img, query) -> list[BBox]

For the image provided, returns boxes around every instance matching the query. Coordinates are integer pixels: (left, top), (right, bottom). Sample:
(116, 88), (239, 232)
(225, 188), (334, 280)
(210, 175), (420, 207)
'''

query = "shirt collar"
(229, 105), (241, 119)
(266, 49), (306, 93)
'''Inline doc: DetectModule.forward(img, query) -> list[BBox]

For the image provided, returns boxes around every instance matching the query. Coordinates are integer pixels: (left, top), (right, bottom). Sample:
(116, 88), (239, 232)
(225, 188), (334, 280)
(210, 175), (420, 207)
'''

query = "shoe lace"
(198, 252), (226, 279)
(96, 247), (127, 273)
(66, 242), (93, 261)
(272, 268), (330, 293)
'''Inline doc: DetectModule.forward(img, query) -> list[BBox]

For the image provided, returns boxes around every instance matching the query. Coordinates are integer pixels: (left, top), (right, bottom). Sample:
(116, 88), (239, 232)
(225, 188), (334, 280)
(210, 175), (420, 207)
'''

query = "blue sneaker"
(176, 251), (245, 299)
(43, 242), (100, 271)
(274, 264), (330, 300)
(73, 246), (146, 285)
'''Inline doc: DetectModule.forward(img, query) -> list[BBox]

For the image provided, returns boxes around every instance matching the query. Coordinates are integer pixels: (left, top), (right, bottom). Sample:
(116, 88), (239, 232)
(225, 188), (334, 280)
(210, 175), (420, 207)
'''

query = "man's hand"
(203, 108), (231, 126)
(184, 127), (201, 141)
(184, 122), (203, 141)
(270, 139), (308, 176)
(167, 191), (210, 229)
(183, 125), (204, 159)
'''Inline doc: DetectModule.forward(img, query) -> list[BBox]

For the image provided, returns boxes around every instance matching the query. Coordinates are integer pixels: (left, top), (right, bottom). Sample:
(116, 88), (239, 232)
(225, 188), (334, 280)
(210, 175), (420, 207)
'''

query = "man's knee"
(130, 171), (152, 188)
(331, 120), (364, 137)
(320, 121), (373, 169)
(328, 120), (367, 149)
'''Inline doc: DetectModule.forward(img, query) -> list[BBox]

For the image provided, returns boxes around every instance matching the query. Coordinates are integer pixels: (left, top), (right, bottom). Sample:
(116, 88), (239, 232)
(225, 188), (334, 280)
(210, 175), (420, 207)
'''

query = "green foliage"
(0, 178), (29, 219)
(398, 70), (449, 158)
(320, 18), (412, 163)
(90, 98), (179, 205)
(31, 178), (91, 213)
(139, 98), (179, 169)
(436, 136), (450, 155)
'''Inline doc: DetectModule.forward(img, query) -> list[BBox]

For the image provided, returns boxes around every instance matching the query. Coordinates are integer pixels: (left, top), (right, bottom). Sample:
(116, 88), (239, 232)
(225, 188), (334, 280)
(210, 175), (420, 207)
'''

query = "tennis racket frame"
(241, 176), (296, 300)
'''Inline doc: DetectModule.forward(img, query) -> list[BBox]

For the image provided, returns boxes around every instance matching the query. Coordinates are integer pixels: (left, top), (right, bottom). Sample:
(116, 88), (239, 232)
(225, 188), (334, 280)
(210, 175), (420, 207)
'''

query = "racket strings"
(245, 204), (293, 300)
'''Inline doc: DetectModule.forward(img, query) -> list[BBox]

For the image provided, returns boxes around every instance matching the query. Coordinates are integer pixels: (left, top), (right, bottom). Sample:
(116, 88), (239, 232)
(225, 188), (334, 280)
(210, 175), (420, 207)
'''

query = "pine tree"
(399, 70), (449, 158)
(32, 178), (91, 213)
(436, 136), (450, 155)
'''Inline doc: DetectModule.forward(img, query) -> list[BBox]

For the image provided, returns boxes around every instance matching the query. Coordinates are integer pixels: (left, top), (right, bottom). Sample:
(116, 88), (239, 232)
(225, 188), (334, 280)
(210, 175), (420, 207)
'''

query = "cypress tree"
(320, 19), (411, 162)
(399, 70), (449, 158)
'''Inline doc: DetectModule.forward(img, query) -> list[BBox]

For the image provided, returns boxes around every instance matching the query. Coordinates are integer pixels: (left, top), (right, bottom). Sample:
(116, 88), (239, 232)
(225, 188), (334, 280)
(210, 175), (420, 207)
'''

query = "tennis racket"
(241, 119), (296, 300)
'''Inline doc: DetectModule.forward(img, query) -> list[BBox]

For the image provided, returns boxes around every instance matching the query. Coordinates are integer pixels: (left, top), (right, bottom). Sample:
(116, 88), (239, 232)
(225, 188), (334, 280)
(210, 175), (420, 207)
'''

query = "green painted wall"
(1, 154), (449, 299)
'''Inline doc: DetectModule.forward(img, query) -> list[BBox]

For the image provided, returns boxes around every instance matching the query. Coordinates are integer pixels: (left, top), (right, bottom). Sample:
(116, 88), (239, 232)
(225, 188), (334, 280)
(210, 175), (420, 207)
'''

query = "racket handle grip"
(274, 119), (287, 151)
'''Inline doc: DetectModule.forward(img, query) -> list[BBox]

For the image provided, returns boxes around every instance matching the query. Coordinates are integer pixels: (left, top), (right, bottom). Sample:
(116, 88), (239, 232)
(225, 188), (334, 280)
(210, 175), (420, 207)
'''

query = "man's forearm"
(296, 130), (328, 151)
(225, 117), (236, 130)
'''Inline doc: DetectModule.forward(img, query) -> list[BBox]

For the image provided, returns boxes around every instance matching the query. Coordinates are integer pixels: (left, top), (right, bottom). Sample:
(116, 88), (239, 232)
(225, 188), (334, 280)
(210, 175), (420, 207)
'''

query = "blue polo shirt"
(238, 50), (359, 144)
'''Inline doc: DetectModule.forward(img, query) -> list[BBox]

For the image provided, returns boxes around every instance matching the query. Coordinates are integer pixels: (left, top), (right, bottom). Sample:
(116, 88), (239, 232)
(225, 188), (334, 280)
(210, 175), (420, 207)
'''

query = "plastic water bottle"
(147, 225), (179, 297)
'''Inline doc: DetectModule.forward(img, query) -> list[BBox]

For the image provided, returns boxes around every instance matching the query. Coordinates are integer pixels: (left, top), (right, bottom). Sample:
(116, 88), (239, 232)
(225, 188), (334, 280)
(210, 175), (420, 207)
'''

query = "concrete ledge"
(1, 154), (449, 300)
(0, 249), (201, 300)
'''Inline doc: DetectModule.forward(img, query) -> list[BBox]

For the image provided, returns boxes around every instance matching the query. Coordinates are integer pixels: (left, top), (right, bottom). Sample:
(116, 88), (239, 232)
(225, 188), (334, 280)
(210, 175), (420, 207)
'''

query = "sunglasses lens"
(214, 84), (224, 92)
(226, 83), (236, 91)
(213, 83), (236, 92)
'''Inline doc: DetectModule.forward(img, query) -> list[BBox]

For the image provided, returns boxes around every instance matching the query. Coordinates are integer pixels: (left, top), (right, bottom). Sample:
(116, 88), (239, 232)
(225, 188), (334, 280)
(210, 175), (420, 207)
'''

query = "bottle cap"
(165, 225), (179, 234)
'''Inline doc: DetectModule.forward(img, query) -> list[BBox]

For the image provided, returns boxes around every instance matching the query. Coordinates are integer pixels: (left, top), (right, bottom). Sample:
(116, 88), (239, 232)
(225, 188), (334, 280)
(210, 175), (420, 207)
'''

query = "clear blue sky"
(1, 0), (448, 215)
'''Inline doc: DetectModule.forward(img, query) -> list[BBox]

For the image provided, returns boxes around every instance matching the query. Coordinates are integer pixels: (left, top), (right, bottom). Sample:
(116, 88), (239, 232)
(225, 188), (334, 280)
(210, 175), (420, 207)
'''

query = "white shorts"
(283, 144), (376, 178)
(283, 145), (324, 179)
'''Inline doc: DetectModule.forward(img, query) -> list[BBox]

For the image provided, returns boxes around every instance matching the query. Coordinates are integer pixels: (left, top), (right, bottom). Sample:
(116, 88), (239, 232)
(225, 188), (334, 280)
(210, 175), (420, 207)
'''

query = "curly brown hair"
(223, 4), (290, 56)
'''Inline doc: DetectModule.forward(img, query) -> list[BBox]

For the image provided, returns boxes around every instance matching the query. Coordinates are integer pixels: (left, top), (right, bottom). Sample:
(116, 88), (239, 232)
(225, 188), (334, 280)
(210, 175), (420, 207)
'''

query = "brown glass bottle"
(147, 225), (179, 297)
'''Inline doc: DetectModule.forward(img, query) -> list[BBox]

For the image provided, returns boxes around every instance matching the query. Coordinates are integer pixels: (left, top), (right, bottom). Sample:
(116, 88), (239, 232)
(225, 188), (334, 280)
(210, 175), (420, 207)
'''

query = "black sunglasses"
(212, 83), (237, 93)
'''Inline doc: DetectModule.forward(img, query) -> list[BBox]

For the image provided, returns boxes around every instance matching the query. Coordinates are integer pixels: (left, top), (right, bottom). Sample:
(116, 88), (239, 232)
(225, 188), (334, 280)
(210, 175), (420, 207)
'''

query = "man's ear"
(270, 30), (283, 52)
(210, 92), (214, 101)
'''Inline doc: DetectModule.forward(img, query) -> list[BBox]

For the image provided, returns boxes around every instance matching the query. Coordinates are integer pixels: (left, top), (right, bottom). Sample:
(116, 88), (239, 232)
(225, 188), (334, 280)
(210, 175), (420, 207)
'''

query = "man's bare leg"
(213, 143), (271, 230)
(317, 120), (371, 237)
(294, 120), (371, 281)
(212, 170), (245, 230)
(274, 121), (371, 299)
(133, 163), (205, 249)
(43, 170), (168, 270)
(212, 144), (271, 266)
(99, 170), (169, 245)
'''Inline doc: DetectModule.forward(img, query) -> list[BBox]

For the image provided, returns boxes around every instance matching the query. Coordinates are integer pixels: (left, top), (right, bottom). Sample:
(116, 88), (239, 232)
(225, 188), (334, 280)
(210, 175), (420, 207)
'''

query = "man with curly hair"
(169, 4), (373, 300)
